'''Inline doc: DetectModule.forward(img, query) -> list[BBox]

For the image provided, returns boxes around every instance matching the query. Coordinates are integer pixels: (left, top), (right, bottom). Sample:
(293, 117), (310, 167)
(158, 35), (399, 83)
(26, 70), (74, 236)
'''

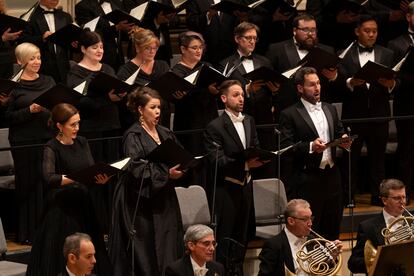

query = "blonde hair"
(130, 26), (160, 51)
(15, 42), (40, 64)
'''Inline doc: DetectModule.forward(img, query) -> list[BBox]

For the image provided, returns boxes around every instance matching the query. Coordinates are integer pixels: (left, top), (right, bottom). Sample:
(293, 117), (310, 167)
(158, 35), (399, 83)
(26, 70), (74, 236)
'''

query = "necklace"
(141, 122), (161, 144)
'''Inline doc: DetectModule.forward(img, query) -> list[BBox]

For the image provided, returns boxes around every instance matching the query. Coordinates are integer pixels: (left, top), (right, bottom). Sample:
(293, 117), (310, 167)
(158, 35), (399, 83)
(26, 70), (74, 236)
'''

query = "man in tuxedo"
(279, 67), (348, 240)
(348, 179), (407, 273)
(20, 0), (72, 83)
(75, 0), (133, 71)
(338, 14), (397, 206)
(258, 199), (343, 276)
(204, 79), (267, 274)
(165, 224), (225, 276)
(59, 232), (96, 276)
(388, 1), (414, 204)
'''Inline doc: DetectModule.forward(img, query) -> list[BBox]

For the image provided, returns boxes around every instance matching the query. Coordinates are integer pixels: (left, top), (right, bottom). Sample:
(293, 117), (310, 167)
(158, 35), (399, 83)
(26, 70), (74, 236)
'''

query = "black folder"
(88, 72), (135, 96)
(47, 23), (83, 49)
(398, 46), (414, 73)
(147, 138), (203, 170)
(143, 1), (179, 19)
(102, 9), (141, 25)
(354, 61), (396, 84)
(243, 66), (288, 84)
(33, 84), (83, 110)
(0, 78), (19, 96)
(0, 14), (28, 33)
(257, 0), (296, 15)
(233, 147), (275, 162)
(146, 72), (195, 101)
(325, 0), (366, 14)
(191, 65), (228, 88)
(210, 0), (252, 14)
(300, 46), (340, 71)
(66, 162), (121, 184)
(324, 135), (358, 148)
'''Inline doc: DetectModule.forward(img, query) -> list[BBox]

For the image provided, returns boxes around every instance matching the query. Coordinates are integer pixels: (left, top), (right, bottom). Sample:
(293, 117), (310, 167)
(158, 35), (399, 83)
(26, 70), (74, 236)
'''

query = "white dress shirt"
(285, 228), (308, 276)
(190, 256), (208, 276)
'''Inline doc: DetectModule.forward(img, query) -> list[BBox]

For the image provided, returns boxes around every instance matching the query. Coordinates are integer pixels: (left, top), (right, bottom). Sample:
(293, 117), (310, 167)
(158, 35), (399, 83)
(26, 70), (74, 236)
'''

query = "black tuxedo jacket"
(165, 254), (225, 276)
(338, 44), (396, 119)
(75, 0), (124, 70)
(20, 5), (72, 83)
(204, 112), (260, 184)
(258, 230), (295, 276)
(57, 270), (96, 276)
(186, 0), (237, 66)
(348, 213), (386, 274)
(279, 100), (344, 171)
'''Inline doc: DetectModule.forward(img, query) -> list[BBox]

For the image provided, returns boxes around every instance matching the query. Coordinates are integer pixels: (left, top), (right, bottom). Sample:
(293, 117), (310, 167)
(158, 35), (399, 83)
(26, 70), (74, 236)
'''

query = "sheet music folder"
(103, 9), (141, 25)
(369, 239), (414, 276)
(243, 66), (288, 84)
(88, 72), (135, 96)
(147, 138), (203, 170)
(233, 147), (275, 161)
(354, 61), (396, 84)
(324, 135), (358, 148)
(193, 65), (227, 88)
(33, 84), (83, 110)
(66, 162), (122, 184)
(0, 78), (19, 96)
(47, 24), (83, 48)
(300, 47), (341, 71)
(147, 72), (195, 101)
(0, 14), (28, 33)
(210, 0), (252, 13)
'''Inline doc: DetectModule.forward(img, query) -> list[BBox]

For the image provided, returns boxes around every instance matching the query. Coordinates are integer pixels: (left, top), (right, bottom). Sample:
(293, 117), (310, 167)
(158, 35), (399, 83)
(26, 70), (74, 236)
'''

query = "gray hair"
(379, 179), (405, 197)
(284, 199), (311, 219)
(409, 1), (414, 14)
(63, 232), (92, 260)
(184, 224), (214, 246)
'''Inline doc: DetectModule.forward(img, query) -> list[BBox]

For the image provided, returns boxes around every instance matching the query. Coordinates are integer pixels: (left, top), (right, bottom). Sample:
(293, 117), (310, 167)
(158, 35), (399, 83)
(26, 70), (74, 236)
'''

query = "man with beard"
(265, 14), (340, 117)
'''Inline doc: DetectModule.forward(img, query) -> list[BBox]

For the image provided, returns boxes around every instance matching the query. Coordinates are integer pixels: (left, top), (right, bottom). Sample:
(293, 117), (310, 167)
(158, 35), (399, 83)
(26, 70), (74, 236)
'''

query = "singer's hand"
(172, 90), (187, 100)
(247, 157), (268, 169)
(312, 138), (327, 153)
(94, 173), (111, 185)
(349, 77), (365, 87)
(378, 78), (395, 89)
(339, 134), (352, 150)
(169, 164), (184, 180)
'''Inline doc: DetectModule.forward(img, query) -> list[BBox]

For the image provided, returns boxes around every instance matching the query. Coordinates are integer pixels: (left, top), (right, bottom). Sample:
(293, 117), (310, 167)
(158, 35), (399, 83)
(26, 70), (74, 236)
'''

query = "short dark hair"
(78, 29), (102, 49)
(63, 232), (92, 260)
(409, 1), (414, 14)
(234, 22), (259, 37)
(48, 103), (79, 133)
(178, 31), (204, 48)
(294, 67), (318, 86)
(127, 86), (161, 116)
(293, 14), (315, 28)
(219, 79), (242, 95)
(356, 14), (377, 28)
(379, 179), (405, 197)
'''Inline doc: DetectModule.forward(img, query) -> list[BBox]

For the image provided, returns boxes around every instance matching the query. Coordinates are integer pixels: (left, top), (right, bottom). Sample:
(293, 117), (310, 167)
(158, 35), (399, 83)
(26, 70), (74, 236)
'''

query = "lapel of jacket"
(349, 44), (361, 70)
(34, 7), (50, 35)
(243, 116), (251, 147)
(223, 112), (245, 150)
(322, 103), (334, 141)
(285, 40), (301, 68)
(184, 255), (197, 276)
(374, 45), (384, 64)
(296, 102), (318, 137)
(281, 231), (295, 273)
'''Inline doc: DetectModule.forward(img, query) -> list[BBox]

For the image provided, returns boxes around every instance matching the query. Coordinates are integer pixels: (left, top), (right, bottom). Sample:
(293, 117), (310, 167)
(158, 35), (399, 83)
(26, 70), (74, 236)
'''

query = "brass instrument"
(285, 229), (343, 275)
(364, 205), (414, 273)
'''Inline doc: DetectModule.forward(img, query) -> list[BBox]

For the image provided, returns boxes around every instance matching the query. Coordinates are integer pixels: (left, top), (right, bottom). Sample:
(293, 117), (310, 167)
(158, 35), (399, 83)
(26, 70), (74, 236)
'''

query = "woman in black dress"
(171, 31), (220, 155)
(6, 42), (55, 244)
(109, 87), (185, 276)
(117, 27), (171, 129)
(26, 103), (112, 276)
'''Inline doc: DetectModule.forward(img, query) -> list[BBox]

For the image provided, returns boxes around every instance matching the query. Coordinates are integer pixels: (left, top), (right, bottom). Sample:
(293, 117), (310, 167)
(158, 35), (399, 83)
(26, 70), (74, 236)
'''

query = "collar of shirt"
(301, 98), (322, 113)
(190, 255), (208, 275)
(293, 37), (308, 59)
(285, 227), (306, 247)
(225, 109), (244, 123)
(66, 266), (79, 276)
(383, 209), (402, 227)
(39, 4), (54, 12)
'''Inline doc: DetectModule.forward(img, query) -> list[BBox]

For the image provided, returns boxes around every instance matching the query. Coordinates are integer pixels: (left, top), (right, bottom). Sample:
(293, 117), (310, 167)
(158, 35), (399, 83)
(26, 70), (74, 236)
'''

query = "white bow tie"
(195, 267), (209, 276)
(309, 102), (322, 112)
(230, 114), (245, 123)
(294, 237), (307, 247)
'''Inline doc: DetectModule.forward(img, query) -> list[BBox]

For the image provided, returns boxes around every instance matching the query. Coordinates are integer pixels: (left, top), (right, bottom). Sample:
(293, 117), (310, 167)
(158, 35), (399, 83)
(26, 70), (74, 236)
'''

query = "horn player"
(348, 179), (407, 274)
(258, 199), (343, 276)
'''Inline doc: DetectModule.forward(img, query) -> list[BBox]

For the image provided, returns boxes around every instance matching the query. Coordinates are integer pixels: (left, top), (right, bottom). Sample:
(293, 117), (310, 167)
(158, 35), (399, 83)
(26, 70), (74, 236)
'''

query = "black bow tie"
(358, 45), (374, 53)
(240, 55), (253, 61)
(42, 9), (55, 14)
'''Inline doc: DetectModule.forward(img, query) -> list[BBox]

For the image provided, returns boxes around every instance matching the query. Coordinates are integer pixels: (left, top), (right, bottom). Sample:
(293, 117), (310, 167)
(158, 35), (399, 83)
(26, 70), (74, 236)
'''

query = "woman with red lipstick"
(117, 27), (171, 129)
(109, 87), (185, 276)
(171, 31), (219, 155)
(27, 103), (113, 276)
(6, 42), (55, 244)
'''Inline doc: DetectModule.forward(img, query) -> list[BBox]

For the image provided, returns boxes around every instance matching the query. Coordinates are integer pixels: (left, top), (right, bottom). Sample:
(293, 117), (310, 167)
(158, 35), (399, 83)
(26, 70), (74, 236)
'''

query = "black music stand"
(369, 239), (414, 276)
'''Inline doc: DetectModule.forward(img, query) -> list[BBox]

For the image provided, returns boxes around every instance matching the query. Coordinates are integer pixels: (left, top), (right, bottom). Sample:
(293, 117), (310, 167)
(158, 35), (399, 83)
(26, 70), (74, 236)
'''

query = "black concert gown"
(26, 136), (112, 276)
(109, 123), (184, 276)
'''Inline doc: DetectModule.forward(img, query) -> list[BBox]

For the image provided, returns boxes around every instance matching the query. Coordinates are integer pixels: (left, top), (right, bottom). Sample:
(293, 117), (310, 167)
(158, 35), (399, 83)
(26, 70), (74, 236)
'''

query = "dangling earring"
(58, 130), (63, 137)
(139, 116), (143, 125)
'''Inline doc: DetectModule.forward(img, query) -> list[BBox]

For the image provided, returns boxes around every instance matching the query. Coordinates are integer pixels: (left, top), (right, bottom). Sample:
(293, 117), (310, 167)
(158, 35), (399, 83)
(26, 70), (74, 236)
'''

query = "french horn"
(285, 229), (342, 276)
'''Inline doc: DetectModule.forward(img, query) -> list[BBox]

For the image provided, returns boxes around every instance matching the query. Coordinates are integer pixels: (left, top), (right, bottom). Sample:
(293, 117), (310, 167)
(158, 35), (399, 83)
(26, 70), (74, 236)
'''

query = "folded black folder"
(147, 138), (203, 170)
(66, 162), (121, 184)
(325, 0), (366, 14)
(233, 147), (275, 162)
(147, 72), (195, 101)
(300, 46), (340, 71)
(398, 46), (414, 73)
(0, 78), (19, 96)
(325, 135), (358, 148)
(33, 83), (83, 110)
(243, 66), (288, 84)
(0, 14), (28, 33)
(47, 23), (83, 48)
(88, 72), (135, 96)
(257, 0), (296, 15)
(102, 9), (141, 25)
(190, 65), (227, 88)
(354, 61), (396, 84)
(210, 0), (252, 13)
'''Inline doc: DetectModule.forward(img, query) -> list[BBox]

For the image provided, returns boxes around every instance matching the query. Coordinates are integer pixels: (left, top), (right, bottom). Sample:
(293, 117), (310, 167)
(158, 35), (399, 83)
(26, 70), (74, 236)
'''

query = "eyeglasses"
(186, 45), (204, 51)
(195, 240), (218, 248)
(296, 27), (317, 34)
(292, 216), (314, 222)
(143, 46), (159, 52)
(68, 122), (80, 129)
(240, 36), (259, 42)
(387, 196), (406, 201)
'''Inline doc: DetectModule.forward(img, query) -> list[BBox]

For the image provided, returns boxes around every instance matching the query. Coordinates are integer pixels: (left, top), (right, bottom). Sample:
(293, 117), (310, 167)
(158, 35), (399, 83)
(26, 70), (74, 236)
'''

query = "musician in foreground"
(258, 199), (343, 276)
(348, 178), (409, 274)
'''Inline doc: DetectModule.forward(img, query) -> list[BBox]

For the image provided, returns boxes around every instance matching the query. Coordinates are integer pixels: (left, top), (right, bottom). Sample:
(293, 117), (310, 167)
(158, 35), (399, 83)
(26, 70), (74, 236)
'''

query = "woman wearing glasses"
(171, 31), (219, 155)
(117, 27), (170, 129)
(27, 103), (112, 276)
